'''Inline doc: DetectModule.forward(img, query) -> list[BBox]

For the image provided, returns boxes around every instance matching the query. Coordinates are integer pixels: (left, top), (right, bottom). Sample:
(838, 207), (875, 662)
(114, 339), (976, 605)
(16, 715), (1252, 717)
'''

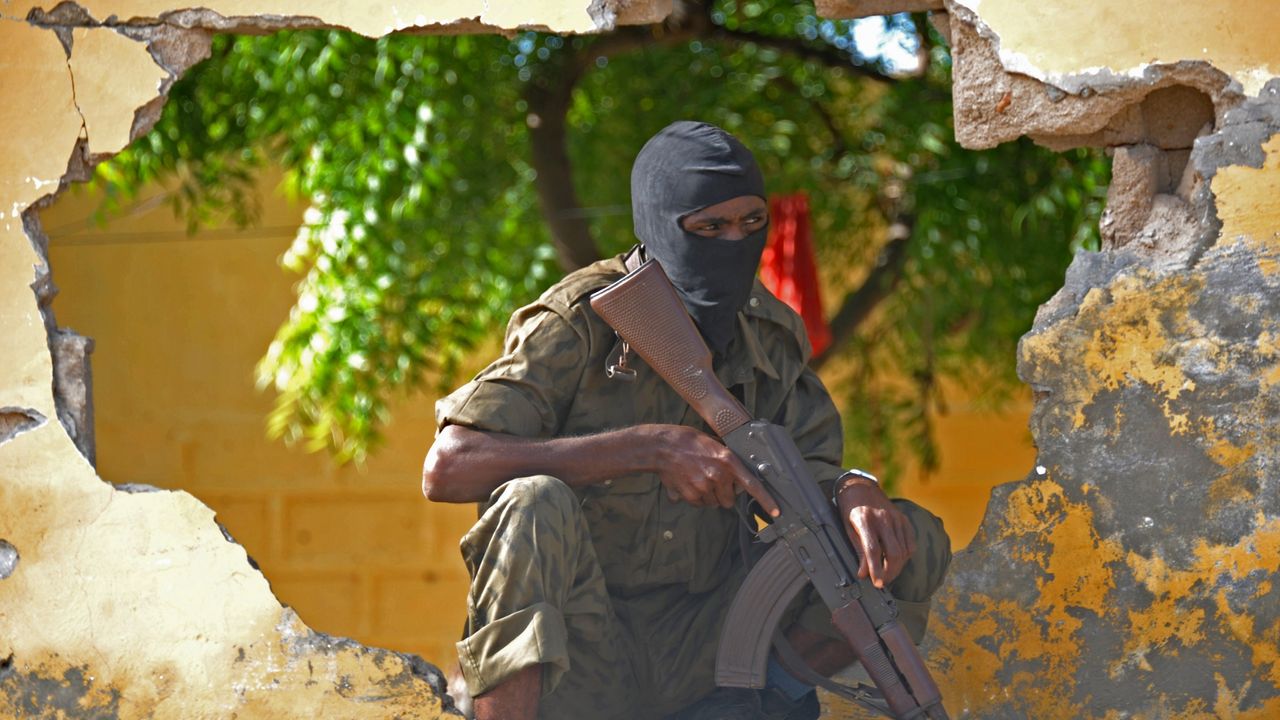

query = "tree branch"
(771, 75), (848, 156)
(525, 25), (699, 272)
(525, 68), (600, 270)
(698, 10), (897, 85)
(811, 215), (913, 370)
(712, 27), (894, 84)
(525, 0), (901, 272)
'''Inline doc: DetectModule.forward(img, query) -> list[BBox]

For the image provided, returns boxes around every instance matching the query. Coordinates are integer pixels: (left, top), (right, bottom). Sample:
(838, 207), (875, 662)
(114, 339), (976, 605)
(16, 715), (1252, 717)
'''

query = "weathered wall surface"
(0, 2), (666, 717)
(5, 0), (1280, 718)
(4, 0), (672, 37)
(40, 177), (487, 668)
(901, 1), (1279, 717)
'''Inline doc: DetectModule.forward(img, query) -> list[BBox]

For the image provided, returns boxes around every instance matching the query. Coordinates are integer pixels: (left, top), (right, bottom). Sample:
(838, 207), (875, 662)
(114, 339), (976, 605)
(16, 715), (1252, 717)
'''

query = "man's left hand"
(835, 479), (916, 589)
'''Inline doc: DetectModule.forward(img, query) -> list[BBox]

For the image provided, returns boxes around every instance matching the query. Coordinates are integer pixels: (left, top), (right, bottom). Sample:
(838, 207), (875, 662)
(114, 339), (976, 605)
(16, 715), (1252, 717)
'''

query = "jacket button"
(749, 297), (761, 308)
(663, 530), (674, 541)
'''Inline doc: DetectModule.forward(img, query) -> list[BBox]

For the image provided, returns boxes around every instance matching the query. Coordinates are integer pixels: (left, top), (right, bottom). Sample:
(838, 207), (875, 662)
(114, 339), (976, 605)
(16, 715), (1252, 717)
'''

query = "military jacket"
(436, 253), (845, 597)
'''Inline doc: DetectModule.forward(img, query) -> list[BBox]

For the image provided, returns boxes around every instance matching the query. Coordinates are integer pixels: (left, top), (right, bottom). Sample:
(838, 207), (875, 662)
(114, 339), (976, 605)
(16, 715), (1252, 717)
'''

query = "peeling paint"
(8, 0), (654, 35)
(2, 1), (1279, 718)
(923, 13), (1280, 712)
(0, 664), (122, 718)
(1212, 133), (1280, 246)
(0, 407), (46, 444)
(928, 478), (1124, 719)
(950, 0), (1280, 97)
(1020, 269), (1208, 435)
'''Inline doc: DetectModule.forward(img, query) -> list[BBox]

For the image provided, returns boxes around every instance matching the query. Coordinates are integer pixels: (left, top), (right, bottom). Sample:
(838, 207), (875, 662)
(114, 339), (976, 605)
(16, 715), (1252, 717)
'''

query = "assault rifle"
(590, 260), (949, 720)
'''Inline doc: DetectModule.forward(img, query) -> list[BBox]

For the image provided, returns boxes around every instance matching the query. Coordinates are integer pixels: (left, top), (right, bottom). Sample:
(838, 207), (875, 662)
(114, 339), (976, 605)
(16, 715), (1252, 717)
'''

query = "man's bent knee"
(487, 475), (579, 517)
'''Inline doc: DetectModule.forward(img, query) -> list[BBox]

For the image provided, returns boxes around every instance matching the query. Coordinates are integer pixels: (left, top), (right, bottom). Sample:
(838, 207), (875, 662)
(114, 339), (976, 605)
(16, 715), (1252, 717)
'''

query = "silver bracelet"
(831, 468), (880, 507)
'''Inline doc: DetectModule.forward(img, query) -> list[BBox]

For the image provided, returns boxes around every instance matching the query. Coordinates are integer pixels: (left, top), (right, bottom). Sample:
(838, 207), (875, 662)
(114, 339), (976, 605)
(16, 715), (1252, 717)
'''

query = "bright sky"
(852, 13), (922, 75)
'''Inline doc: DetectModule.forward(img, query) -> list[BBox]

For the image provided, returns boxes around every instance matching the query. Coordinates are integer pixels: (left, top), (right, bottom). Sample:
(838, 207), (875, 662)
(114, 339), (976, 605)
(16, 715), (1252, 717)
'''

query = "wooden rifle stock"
(589, 260), (752, 437)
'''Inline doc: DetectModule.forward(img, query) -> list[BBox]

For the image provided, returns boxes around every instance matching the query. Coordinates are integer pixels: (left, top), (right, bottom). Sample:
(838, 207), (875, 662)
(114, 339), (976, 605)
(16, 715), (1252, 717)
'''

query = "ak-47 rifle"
(590, 260), (949, 720)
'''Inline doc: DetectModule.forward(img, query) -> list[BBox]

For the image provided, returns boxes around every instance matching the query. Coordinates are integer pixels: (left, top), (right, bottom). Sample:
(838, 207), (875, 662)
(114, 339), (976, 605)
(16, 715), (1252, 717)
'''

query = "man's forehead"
(684, 195), (768, 218)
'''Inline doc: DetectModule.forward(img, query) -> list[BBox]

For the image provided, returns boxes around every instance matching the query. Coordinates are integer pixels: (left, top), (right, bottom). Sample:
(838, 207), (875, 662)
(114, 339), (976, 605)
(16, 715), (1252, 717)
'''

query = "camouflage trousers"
(456, 476), (951, 720)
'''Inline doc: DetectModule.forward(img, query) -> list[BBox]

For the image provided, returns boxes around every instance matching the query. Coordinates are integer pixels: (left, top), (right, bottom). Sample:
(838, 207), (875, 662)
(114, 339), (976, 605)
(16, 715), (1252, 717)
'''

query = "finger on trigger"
(738, 471), (780, 517)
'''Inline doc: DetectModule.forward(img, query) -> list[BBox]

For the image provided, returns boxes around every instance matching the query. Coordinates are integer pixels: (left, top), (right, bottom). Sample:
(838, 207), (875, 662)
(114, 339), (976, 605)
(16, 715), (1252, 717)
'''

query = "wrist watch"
(832, 468), (880, 507)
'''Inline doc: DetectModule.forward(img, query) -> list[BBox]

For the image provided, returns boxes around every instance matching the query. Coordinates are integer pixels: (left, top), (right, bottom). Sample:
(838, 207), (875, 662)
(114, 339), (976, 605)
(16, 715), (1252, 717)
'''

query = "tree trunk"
(811, 216), (914, 369)
(525, 53), (602, 272)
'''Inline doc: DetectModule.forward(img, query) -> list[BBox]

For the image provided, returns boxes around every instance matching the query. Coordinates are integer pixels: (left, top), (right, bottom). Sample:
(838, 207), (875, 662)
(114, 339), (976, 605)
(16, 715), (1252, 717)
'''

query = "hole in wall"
(29, 14), (1119, 671)
(0, 540), (19, 580)
(0, 408), (46, 445)
(1137, 85), (1217, 194)
(1099, 85), (1217, 255)
(40, 129), (465, 669)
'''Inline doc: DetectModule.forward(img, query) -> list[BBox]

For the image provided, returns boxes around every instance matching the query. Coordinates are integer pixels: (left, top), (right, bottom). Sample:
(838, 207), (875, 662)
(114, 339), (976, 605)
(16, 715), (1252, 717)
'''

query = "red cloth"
(759, 193), (832, 357)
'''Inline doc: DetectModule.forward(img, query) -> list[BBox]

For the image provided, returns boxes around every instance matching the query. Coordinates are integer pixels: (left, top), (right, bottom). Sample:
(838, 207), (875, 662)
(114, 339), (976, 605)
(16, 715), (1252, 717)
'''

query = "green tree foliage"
(92, 1), (1107, 474)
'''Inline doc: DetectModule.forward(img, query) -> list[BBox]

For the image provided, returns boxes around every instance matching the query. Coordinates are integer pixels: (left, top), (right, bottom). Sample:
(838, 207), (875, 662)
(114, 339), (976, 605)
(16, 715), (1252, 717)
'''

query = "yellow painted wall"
(899, 389), (1035, 544)
(43, 173), (1034, 672)
(19, 2), (1276, 715)
(44, 179), (477, 668)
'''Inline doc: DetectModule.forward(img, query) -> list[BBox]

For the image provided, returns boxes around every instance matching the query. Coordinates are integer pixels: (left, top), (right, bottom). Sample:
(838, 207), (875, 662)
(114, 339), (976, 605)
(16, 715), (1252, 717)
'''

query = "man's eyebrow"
(690, 214), (728, 225)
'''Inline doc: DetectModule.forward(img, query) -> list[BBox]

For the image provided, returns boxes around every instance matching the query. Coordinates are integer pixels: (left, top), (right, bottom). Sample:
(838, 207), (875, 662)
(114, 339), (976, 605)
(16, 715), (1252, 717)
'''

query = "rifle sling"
(771, 629), (894, 718)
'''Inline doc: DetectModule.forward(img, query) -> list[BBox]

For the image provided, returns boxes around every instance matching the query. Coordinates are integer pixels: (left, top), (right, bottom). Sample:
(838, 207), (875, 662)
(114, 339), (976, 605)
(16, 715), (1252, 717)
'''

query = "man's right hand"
(424, 423), (776, 517)
(644, 425), (780, 517)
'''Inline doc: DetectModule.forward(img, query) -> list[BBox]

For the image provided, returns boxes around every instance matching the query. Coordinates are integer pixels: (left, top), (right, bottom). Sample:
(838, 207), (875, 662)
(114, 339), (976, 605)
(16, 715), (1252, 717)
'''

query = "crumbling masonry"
(1, 1), (1278, 717)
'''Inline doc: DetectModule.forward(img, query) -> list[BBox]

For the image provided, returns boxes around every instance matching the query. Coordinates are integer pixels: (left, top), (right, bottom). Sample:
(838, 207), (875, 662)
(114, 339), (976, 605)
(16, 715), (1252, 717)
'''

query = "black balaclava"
(631, 121), (768, 355)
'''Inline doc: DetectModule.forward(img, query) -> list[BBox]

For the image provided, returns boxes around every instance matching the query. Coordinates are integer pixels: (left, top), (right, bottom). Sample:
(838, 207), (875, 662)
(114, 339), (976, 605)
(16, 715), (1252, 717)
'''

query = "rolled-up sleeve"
(773, 366), (845, 496)
(436, 305), (588, 438)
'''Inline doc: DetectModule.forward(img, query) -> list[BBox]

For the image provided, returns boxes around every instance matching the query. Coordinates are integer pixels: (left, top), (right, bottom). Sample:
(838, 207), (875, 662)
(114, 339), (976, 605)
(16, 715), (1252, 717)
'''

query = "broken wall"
(902, 1), (1277, 717)
(41, 171), (483, 668)
(3, 0), (1279, 718)
(0, 2), (665, 717)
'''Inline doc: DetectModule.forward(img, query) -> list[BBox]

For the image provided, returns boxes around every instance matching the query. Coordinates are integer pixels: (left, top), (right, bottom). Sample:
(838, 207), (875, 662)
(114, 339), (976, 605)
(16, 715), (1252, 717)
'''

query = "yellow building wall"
(7, 1), (1276, 716)
(43, 175), (1034, 671)
(44, 181), (476, 669)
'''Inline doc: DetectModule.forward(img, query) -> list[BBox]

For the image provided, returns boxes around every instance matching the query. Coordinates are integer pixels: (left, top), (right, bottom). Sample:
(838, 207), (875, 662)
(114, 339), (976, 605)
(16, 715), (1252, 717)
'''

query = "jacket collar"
(715, 283), (781, 387)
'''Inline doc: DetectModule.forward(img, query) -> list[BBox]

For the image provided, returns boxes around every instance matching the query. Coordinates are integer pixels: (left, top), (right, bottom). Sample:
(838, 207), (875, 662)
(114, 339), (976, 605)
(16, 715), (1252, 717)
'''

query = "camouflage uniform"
(437, 254), (952, 719)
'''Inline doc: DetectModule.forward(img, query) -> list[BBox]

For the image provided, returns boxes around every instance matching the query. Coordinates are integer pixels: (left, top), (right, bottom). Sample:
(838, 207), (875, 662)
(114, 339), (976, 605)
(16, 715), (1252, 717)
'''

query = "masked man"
(422, 122), (951, 720)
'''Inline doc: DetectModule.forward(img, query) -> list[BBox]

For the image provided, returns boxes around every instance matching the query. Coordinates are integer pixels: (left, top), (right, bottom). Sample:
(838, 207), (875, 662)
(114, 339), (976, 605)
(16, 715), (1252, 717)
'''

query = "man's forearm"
(422, 424), (669, 503)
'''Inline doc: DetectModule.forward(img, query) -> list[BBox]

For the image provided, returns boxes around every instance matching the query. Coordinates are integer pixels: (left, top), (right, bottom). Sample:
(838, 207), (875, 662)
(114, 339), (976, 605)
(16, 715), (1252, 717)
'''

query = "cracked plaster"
(905, 12), (1280, 718)
(0, 3), (671, 717)
(6, 0), (672, 36)
(3, 1), (1280, 718)
(67, 27), (169, 156)
(944, 3), (1242, 153)
(948, 0), (1279, 99)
